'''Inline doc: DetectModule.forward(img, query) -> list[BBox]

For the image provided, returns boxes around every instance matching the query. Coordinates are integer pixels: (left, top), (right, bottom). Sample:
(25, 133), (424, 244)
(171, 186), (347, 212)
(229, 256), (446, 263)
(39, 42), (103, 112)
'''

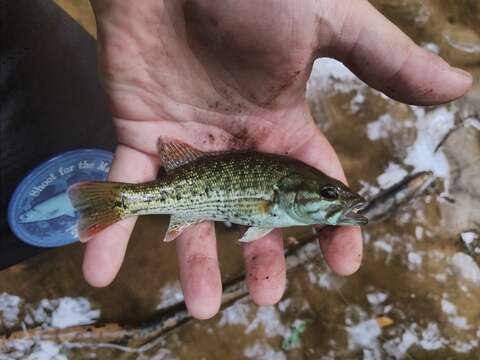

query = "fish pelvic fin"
(239, 227), (274, 242)
(164, 216), (200, 242)
(67, 181), (127, 242)
(157, 137), (209, 173)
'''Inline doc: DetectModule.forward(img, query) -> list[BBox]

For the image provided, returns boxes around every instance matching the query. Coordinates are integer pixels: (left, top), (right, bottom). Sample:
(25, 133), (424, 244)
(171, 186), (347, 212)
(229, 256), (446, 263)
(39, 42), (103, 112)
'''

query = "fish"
(67, 139), (367, 243)
(19, 192), (76, 223)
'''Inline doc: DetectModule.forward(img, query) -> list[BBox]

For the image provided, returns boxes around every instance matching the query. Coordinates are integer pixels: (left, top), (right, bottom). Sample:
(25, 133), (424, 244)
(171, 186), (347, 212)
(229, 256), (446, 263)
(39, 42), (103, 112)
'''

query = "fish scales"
(123, 152), (288, 224)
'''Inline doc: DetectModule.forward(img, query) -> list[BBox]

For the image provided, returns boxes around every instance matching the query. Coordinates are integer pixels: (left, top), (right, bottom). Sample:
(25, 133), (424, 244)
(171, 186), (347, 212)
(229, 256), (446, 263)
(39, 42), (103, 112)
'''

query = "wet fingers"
(317, 226), (363, 276)
(176, 221), (222, 319)
(242, 229), (286, 305)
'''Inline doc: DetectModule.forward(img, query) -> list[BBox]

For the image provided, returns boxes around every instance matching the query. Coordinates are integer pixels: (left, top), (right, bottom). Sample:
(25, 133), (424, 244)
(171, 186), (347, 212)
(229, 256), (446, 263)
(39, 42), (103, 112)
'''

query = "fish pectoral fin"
(157, 137), (208, 173)
(164, 216), (198, 242)
(239, 227), (274, 243)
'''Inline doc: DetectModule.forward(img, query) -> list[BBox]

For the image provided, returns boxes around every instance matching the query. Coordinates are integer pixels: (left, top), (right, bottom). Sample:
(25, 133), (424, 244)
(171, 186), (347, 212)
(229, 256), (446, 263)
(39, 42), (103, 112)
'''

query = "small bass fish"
(68, 139), (367, 243)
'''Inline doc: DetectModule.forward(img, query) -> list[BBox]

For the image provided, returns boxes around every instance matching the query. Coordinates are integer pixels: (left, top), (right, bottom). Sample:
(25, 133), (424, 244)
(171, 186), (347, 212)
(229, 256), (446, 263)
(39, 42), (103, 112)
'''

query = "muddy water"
(2, 1), (480, 359)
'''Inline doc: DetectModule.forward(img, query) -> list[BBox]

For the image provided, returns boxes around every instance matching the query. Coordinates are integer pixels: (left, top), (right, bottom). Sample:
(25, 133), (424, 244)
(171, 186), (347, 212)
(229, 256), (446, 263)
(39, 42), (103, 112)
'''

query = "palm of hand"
(87, 0), (471, 319)
(102, 1), (325, 159)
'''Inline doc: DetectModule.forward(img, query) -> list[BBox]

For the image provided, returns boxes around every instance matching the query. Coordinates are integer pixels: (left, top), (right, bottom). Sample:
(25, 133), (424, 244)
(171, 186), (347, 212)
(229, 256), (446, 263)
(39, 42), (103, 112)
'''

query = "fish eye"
(319, 185), (339, 200)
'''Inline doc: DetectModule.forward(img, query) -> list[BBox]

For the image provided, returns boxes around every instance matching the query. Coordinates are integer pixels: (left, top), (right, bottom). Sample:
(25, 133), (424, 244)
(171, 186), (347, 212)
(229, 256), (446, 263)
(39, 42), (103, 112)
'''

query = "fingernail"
(451, 66), (473, 82)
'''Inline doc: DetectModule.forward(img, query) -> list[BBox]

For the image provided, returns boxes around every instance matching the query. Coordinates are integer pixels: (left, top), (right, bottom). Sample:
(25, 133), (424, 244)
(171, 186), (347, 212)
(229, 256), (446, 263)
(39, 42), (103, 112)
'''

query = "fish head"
(283, 175), (368, 226)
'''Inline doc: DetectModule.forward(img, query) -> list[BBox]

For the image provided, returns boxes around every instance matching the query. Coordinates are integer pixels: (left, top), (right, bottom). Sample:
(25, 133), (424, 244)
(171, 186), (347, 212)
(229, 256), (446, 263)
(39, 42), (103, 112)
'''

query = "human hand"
(86, 0), (471, 319)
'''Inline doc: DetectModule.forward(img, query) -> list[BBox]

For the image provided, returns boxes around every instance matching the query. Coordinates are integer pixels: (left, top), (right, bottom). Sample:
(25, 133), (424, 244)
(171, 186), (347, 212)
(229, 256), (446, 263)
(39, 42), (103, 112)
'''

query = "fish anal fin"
(164, 216), (198, 242)
(239, 227), (274, 243)
(157, 137), (207, 173)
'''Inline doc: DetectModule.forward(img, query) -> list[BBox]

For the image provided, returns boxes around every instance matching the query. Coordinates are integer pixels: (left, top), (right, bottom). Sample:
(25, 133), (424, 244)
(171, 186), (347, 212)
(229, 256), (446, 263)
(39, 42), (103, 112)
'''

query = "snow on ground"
(29, 297), (100, 329)
(376, 162), (408, 189)
(156, 281), (184, 310)
(307, 58), (363, 94)
(368, 105), (456, 192)
(218, 298), (251, 327)
(366, 292), (388, 306)
(1, 340), (67, 360)
(244, 342), (286, 360)
(450, 252), (480, 284)
(404, 106), (455, 179)
(461, 231), (478, 246)
(0, 293), (22, 328)
(307, 58), (367, 114)
(0, 295), (100, 359)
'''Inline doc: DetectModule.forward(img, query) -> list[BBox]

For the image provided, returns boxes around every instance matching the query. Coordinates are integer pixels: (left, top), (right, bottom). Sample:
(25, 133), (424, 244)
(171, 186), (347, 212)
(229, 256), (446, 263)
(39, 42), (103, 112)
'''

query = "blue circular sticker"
(8, 149), (113, 247)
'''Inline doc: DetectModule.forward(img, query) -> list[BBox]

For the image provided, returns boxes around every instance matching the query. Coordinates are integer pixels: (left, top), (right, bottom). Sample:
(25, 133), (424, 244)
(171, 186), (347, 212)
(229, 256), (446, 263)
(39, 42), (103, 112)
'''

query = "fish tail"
(68, 181), (129, 242)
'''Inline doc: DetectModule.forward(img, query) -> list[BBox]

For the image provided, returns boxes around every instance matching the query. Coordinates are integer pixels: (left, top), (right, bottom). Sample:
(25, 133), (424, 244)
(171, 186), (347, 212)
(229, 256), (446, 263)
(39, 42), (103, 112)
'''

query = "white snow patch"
(449, 316), (470, 330)
(441, 298), (457, 315)
(350, 92), (365, 113)
(440, 295), (471, 329)
(366, 292), (388, 305)
(367, 114), (395, 141)
(2, 340), (67, 360)
(151, 348), (175, 360)
(358, 180), (380, 198)
(244, 342), (286, 360)
(285, 242), (319, 269)
(308, 58), (362, 93)
(317, 273), (334, 289)
(384, 329), (419, 358)
(419, 323), (445, 350)
(450, 252), (480, 284)
(415, 226), (424, 240)
(461, 231), (478, 246)
(452, 339), (479, 353)
(347, 319), (382, 358)
(404, 106), (455, 180)
(156, 281), (184, 310)
(384, 322), (447, 359)
(0, 293), (22, 328)
(218, 299), (250, 327)
(31, 297), (100, 329)
(374, 240), (393, 254)
(245, 306), (290, 338)
(367, 113), (415, 142)
(277, 298), (292, 313)
(377, 163), (408, 189)
(345, 306), (382, 357)
(407, 252), (423, 269)
(307, 58), (369, 113)
(50, 298), (99, 329)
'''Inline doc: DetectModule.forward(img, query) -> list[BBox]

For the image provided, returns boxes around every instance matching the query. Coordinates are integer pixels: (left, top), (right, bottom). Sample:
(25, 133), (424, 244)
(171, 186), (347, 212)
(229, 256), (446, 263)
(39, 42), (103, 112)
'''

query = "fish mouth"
(338, 199), (368, 226)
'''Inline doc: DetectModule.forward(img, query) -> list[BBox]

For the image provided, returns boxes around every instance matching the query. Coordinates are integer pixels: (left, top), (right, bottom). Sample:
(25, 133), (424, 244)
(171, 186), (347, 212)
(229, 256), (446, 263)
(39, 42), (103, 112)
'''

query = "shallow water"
(1, 1), (480, 359)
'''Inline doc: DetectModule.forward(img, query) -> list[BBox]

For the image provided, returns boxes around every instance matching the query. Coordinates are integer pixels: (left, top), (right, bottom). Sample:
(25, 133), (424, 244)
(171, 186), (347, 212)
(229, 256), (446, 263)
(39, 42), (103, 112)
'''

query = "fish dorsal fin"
(158, 138), (207, 173)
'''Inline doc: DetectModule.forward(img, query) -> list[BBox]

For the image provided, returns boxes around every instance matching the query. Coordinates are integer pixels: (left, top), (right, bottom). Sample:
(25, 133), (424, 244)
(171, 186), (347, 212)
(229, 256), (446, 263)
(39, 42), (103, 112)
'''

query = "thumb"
(320, 0), (472, 105)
